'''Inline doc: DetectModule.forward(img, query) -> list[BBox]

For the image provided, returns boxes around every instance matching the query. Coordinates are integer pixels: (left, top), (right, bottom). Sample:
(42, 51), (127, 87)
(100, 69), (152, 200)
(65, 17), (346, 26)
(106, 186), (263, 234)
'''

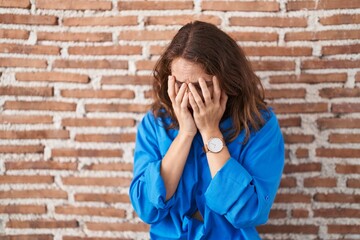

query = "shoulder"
(253, 107), (281, 137)
(139, 110), (170, 131)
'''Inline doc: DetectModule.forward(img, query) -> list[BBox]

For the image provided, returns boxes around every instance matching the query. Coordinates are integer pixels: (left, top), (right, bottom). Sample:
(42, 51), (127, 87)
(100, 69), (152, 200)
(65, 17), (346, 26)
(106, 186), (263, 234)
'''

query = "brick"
(229, 16), (307, 27)
(317, 118), (360, 130)
(37, 0), (111, 10)
(291, 209), (309, 218)
(328, 225), (360, 234)
(244, 47), (312, 56)
(68, 45), (141, 55)
(0, 115), (53, 124)
(0, 175), (53, 184)
(62, 117), (135, 127)
(0, 14), (57, 25)
(16, 72), (90, 83)
(63, 237), (131, 240)
(329, 133), (360, 143)
(251, 61), (295, 71)
(229, 32), (278, 42)
(0, 0), (30, 8)
(74, 193), (130, 203)
(265, 89), (306, 99)
(63, 16), (137, 26)
(53, 59), (128, 69)
(119, 30), (177, 41)
(304, 177), (337, 187)
(55, 205), (126, 218)
(347, 179), (360, 188)
(332, 103), (360, 113)
(270, 103), (328, 114)
(37, 32), (112, 42)
(52, 148), (123, 158)
(85, 103), (150, 113)
(149, 45), (166, 55)
(82, 162), (133, 171)
(269, 209), (287, 219)
(284, 134), (314, 144)
(284, 163), (321, 173)
(0, 43), (60, 55)
(144, 89), (153, 99)
(4, 101), (76, 111)
(275, 193), (311, 203)
(257, 225), (318, 234)
(101, 75), (152, 85)
(62, 177), (131, 187)
(0, 235), (53, 240)
(0, 86), (53, 96)
(317, 148), (360, 158)
(5, 161), (77, 171)
(279, 177), (297, 188)
(136, 60), (156, 71)
(86, 222), (149, 232)
(118, 1), (193, 10)
(286, 30), (360, 41)
(269, 73), (347, 84)
(296, 148), (309, 158)
(287, 0), (360, 11)
(302, 59), (360, 70)
(314, 208), (360, 218)
(0, 130), (69, 139)
(75, 133), (136, 142)
(322, 44), (360, 55)
(7, 220), (78, 229)
(202, 1), (279, 12)
(278, 117), (301, 128)
(314, 193), (360, 203)
(0, 204), (46, 214)
(0, 57), (47, 68)
(0, 189), (67, 199)
(336, 164), (360, 174)
(0, 145), (44, 154)
(61, 89), (135, 99)
(0, 29), (29, 39)
(145, 15), (221, 26)
(320, 14), (360, 25)
(320, 88), (360, 99)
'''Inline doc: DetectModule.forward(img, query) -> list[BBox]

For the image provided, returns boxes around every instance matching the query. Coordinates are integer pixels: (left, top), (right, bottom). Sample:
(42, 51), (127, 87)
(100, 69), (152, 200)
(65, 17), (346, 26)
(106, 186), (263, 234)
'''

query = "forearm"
(201, 128), (231, 178)
(161, 131), (194, 200)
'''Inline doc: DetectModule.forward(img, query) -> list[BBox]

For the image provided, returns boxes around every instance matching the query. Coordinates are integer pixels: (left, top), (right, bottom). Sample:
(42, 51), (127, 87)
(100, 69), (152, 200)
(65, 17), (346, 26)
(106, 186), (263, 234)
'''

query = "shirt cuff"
(144, 160), (175, 209)
(204, 157), (253, 215)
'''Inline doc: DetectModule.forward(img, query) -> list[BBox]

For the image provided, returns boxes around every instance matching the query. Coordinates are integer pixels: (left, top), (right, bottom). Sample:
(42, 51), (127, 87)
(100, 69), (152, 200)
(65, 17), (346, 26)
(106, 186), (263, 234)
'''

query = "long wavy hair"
(151, 21), (268, 143)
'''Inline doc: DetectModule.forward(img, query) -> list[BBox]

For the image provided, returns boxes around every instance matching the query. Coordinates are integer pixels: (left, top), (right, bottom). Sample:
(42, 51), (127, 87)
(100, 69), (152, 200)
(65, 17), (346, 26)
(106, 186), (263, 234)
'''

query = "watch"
(203, 137), (224, 153)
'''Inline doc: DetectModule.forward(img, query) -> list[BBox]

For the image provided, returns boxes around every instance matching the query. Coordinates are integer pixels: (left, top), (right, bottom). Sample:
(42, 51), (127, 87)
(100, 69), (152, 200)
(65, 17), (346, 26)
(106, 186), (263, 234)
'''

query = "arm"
(204, 113), (285, 228)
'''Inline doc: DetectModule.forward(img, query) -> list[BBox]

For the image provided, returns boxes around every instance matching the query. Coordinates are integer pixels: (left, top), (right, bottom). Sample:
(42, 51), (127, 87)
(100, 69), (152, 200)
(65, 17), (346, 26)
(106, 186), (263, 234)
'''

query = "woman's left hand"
(188, 76), (228, 136)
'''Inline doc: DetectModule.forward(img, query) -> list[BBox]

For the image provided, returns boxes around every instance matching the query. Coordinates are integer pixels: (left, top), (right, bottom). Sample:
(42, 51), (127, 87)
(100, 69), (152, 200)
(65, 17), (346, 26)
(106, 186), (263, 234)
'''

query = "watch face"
(208, 137), (223, 153)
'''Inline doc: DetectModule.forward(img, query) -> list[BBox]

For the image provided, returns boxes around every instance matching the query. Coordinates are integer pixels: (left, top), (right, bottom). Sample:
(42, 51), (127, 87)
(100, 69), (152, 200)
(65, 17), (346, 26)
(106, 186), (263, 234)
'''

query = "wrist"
(201, 128), (222, 143)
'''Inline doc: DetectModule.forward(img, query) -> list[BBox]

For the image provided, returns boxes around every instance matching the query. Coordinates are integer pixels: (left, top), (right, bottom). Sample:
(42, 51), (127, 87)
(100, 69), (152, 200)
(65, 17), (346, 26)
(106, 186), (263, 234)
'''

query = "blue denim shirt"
(129, 108), (284, 239)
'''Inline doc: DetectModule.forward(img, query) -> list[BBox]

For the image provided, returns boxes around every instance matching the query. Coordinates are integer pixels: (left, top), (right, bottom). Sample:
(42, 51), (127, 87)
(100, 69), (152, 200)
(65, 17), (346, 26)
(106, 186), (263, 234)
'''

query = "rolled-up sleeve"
(129, 112), (175, 224)
(204, 112), (285, 228)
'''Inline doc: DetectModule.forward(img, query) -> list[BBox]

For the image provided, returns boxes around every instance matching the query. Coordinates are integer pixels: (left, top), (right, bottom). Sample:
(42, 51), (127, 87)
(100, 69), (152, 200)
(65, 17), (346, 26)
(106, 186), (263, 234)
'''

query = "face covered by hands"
(169, 57), (228, 135)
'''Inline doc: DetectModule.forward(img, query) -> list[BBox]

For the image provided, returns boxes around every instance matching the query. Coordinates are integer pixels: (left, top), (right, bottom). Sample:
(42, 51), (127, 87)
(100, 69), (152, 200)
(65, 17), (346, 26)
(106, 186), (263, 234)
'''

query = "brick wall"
(0, 0), (359, 239)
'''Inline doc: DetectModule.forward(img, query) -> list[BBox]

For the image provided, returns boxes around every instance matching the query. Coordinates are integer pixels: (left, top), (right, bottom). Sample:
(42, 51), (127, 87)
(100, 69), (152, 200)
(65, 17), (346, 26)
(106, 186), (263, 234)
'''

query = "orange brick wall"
(0, 0), (359, 239)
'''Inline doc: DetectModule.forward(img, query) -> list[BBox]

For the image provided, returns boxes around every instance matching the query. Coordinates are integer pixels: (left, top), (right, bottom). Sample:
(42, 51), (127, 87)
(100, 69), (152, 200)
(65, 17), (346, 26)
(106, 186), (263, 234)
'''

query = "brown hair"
(151, 21), (268, 143)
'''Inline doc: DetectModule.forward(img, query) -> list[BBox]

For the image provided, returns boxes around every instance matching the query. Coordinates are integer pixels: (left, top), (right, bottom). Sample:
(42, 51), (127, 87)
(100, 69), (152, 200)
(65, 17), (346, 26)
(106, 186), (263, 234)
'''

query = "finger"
(198, 78), (212, 104)
(180, 91), (189, 109)
(175, 79), (180, 96)
(167, 75), (175, 103)
(212, 76), (221, 104)
(175, 82), (187, 105)
(188, 82), (205, 109)
(188, 92), (199, 113)
(220, 90), (228, 109)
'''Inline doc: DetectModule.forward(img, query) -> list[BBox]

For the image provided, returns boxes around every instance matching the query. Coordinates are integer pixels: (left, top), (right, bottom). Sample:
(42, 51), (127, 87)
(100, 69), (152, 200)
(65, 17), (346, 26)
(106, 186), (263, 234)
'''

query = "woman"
(129, 21), (284, 240)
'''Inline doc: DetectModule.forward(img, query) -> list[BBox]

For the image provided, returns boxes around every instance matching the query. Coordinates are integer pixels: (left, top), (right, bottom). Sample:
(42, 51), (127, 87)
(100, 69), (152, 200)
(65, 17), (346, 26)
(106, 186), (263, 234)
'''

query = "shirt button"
(265, 195), (269, 201)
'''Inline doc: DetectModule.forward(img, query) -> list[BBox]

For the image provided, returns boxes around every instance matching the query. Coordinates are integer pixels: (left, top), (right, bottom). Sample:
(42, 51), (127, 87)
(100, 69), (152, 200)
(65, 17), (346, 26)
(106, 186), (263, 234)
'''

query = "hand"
(167, 75), (197, 137)
(188, 76), (228, 137)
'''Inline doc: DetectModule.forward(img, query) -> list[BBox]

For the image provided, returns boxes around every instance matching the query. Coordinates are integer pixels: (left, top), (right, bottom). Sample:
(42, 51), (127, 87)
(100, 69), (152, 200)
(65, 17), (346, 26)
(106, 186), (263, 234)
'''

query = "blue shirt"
(129, 108), (284, 240)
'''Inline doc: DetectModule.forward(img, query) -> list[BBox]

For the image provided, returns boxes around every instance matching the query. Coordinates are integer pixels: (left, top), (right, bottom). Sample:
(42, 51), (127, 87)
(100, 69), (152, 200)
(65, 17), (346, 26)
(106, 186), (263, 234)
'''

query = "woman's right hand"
(168, 75), (197, 137)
